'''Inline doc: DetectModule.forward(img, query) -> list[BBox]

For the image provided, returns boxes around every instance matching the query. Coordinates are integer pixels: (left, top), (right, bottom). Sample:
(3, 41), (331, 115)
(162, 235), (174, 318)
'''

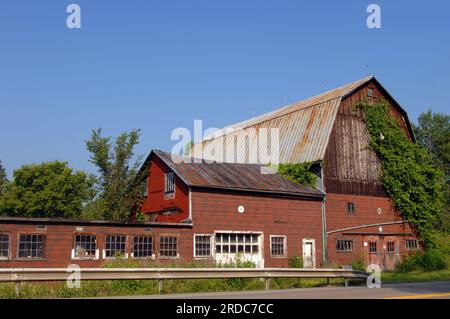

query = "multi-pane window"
(133, 236), (153, 258)
(406, 239), (418, 250)
(18, 234), (45, 259)
(368, 88), (375, 97)
(369, 242), (377, 254)
(336, 240), (353, 252)
(105, 235), (126, 258)
(74, 235), (97, 258)
(270, 236), (286, 257)
(387, 241), (395, 253)
(160, 236), (178, 257)
(194, 235), (212, 257)
(164, 172), (175, 195)
(0, 234), (10, 259)
(347, 202), (356, 214)
(215, 233), (260, 254)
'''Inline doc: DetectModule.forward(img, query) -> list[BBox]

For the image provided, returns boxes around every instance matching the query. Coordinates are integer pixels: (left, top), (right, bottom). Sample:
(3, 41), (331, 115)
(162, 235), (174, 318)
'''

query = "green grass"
(0, 258), (348, 299)
(382, 267), (450, 284)
(0, 278), (348, 299)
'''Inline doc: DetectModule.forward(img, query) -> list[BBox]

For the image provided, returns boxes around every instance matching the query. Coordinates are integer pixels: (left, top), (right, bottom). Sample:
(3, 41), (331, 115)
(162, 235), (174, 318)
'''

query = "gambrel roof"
(194, 76), (414, 164)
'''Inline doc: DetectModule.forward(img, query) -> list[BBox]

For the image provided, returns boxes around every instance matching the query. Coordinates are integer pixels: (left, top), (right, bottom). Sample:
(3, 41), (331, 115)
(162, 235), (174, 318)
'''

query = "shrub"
(395, 249), (447, 272)
(351, 255), (366, 272)
(288, 256), (303, 268)
(421, 249), (447, 271)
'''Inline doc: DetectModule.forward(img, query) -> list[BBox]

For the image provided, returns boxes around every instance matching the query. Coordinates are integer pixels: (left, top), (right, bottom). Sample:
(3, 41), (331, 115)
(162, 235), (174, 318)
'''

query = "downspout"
(188, 187), (192, 222)
(322, 198), (328, 268)
(320, 164), (328, 267)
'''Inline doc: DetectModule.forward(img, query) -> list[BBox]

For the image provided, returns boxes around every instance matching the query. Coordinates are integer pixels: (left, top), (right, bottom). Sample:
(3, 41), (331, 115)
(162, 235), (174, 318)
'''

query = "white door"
(302, 239), (316, 268)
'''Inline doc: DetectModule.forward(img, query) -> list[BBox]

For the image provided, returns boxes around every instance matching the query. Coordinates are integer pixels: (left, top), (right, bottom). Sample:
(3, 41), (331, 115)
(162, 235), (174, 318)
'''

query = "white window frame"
(159, 235), (179, 259)
(71, 234), (99, 260)
(17, 233), (46, 260)
(131, 236), (155, 259)
(193, 234), (213, 258)
(214, 231), (262, 256)
(270, 235), (287, 258)
(103, 235), (128, 260)
(0, 233), (11, 260)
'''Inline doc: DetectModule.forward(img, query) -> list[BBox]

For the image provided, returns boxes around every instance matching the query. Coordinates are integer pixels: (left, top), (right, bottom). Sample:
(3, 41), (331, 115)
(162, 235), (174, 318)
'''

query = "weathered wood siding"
(323, 80), (413, 196)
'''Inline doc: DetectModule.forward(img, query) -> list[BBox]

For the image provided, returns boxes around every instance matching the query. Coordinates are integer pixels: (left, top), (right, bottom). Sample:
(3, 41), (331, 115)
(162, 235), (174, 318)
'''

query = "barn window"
(369, 242), (377, 254)
(194, 235), (212, 257)
(105, 235), (127, 258)
(18, 234), (45, 259)
(160, 236), (178, 257)
(0, 234), (10, 259)
(336, 240), (353, 252)
(406, 239), (418, 250)
(133, 236), (153, 258)
(164, 172), (175, 197)
(347, 202), (356, 214)
(215, 233), (260, 255)
(73, 234), (97, 259)
(367, 88), (375, 97)
(270, 236), (287, 257)
(387, 241), (395, 253)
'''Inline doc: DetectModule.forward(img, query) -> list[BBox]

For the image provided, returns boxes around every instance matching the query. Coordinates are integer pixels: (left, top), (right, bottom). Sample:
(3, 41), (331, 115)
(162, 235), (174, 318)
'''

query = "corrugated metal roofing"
(153, 150), (324, 198)
(194, 76), (375, 164)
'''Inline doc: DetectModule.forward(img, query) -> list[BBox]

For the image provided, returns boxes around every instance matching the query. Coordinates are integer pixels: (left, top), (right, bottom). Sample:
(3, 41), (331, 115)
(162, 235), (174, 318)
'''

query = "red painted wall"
(191, 190), (324, 267)
(325, 193), (418, 268)
(0, 222), (193, 268)
(140, 156), (190, 223)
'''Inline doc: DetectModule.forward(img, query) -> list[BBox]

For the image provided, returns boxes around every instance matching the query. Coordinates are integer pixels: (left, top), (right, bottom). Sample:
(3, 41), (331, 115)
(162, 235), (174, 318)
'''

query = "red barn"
(0, 76), (420, 270)
(191, 75), (419, 270)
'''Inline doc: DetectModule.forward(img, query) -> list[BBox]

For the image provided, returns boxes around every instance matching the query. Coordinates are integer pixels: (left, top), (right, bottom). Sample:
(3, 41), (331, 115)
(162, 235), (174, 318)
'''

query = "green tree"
(413, 110), (450, 231)
(0, 160), (7, 195)
(413, 110), (450, 176)
(86, 128), (147, 222)
(0, 161), (95, 218)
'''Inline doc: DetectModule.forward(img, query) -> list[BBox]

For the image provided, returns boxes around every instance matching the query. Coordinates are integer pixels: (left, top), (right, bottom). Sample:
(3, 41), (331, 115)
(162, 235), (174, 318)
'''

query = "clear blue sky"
(1, 0), (449, 178)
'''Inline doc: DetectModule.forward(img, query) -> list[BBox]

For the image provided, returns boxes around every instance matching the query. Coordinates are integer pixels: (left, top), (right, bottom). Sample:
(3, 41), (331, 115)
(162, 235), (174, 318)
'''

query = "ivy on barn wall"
(277, 162), (318, 188)
(356, 99), (445, 247)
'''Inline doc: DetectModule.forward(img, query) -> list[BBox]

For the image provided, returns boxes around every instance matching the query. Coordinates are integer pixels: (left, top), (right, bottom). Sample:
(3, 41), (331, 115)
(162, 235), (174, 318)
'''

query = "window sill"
(16, 258), (46, 261)
(270, 255), (287, 258)
(71, 257), (99, 261)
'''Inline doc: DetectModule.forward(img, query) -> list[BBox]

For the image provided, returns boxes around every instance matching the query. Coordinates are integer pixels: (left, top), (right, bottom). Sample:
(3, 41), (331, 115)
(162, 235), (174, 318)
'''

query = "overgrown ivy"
(357, 99), (445, 247)
(278, 163), (317, 188)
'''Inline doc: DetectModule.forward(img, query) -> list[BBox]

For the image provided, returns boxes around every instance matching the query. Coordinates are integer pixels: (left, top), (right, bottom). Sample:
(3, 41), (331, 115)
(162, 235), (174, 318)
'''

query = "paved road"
(117, 281), (450, 299)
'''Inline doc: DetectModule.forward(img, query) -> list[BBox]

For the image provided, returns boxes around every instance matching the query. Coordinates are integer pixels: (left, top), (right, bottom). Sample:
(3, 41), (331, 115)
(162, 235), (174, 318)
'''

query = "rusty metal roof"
(195, 76), (375, 163)
(152, 150), (324, 198)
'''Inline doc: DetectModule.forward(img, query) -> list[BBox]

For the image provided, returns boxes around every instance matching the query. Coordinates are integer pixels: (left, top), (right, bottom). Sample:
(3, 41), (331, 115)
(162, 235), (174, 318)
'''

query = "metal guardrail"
(0, 268), (369, 296)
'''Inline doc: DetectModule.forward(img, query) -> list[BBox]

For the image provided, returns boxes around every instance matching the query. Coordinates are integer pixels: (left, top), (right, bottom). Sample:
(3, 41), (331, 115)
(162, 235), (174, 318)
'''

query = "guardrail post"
(344, 278), (349, 287)
(158, 279), (163, 294)
(15, 281), (21, 298)
(265, 278), (270, 291)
